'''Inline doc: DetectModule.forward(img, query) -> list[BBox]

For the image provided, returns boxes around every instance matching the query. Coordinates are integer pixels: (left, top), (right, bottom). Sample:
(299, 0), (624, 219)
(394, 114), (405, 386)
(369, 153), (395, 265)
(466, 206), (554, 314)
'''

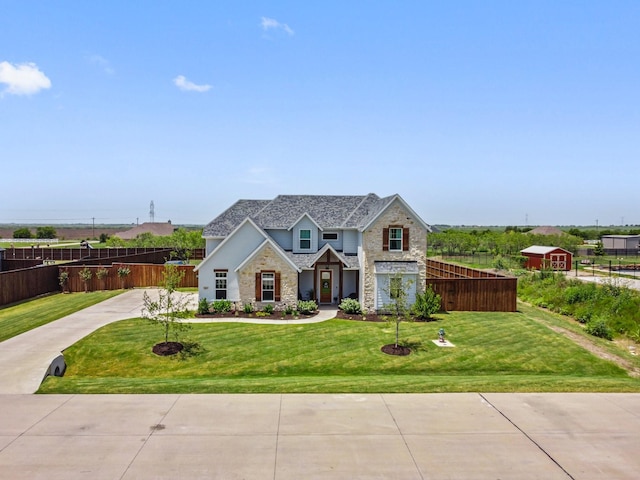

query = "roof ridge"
(341, 193), (378, 227)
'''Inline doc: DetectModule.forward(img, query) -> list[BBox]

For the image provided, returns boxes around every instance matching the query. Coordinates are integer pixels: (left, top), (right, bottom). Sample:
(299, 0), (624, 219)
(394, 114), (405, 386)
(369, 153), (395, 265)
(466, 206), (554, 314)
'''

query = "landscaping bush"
(339, 298), (362, 314)
(263, 303), (274, 314)
(211, 299), (232, 314)
(197, 298), (210, 315)
(411, 285), (441, 319)
(585, 319), (613, 341)
(243, 303), (254, 314)
(297, 300), (318, 315)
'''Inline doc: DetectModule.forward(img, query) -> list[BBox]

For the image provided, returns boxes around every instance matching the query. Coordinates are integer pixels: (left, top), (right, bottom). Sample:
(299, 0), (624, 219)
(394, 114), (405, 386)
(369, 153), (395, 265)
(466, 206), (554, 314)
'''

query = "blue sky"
(1, 1), (638, 227)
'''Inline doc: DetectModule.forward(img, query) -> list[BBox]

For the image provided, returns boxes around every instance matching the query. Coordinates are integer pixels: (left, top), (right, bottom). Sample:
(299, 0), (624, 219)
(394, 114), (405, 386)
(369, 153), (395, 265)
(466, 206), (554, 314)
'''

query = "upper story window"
(322, 232), (338, 241)
(389, 227), (403, 251)
(383, 225), (409, 252)
(299, 229), (311, 250)
(215, 270), (227, 299)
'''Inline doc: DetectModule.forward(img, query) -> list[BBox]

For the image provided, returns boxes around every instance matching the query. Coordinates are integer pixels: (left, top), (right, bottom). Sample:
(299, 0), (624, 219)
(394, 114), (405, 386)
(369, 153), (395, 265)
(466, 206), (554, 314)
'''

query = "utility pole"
(92, 217), (95, 239)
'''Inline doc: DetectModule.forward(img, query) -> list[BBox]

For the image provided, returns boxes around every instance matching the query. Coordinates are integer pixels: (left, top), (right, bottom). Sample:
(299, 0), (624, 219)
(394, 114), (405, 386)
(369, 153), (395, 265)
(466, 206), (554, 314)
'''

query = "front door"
(320, 270), (332, 303)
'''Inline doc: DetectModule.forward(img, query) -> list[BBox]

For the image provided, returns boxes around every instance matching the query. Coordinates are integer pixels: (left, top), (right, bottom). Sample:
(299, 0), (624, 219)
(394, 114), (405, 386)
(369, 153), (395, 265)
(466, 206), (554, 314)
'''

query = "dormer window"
(299, 229), (311, 249)
(389, 228), (403, 251)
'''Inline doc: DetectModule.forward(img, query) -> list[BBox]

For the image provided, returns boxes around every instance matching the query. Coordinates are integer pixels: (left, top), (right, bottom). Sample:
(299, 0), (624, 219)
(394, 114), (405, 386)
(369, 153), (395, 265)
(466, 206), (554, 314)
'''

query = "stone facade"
(361, 201), (428, 311)
(238, 244), (298, 310)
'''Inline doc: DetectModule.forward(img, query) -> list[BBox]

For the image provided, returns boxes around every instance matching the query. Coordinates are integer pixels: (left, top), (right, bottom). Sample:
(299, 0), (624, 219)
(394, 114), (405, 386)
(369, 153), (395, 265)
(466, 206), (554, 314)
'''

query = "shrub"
(283, 304), (295, 315)
(243, 303), (254, 314)
(297, 300), (317, 315)
(339, 298), (362, 314)
(585, 319), (613, 340)
(263, 303), (274, 314)
(210, 299), (232, 313)
(411, 285), (441, 319)
(197, 298), (210, 315)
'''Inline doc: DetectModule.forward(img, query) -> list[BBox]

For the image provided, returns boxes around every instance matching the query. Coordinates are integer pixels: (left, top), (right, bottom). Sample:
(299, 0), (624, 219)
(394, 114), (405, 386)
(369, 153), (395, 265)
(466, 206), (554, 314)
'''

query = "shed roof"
(521, 245), (571, 255)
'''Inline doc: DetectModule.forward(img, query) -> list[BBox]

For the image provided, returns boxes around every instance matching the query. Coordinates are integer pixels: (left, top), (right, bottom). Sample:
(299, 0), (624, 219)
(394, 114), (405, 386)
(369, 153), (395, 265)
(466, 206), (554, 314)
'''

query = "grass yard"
(0, 291), (123, 342)
(38, 309), (640, 394)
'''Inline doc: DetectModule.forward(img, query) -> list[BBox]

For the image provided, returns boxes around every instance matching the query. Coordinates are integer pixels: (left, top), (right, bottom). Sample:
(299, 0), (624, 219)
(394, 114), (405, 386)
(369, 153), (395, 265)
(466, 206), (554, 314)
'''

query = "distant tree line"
(103, 228), (204, 261)
(12, 226), (57, 239)
(428, 228), (582, 256)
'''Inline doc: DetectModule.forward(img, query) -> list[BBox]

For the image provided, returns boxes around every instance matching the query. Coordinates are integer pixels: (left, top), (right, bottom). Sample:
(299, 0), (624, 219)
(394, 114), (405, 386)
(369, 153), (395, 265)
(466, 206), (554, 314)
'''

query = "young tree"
(78, 267), (93, 293)
(141, 264), (191, 353)
(96, 267), (109, 290)
(117, 266), (131, 289)
(382, 273), (414, 350)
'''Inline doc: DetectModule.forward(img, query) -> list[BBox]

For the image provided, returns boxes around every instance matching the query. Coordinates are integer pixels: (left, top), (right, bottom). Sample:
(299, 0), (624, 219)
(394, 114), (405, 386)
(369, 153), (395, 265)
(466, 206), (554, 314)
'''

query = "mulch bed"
(195, 311), (319, 321)
(381, 344), (412, 356)
(152, 342), (184, 356)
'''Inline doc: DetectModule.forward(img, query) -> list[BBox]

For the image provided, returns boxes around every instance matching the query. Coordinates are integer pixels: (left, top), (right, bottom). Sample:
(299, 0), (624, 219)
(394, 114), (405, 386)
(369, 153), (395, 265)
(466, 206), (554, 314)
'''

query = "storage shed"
(601, 235), (640, 250)
(521, 245), (572, 271)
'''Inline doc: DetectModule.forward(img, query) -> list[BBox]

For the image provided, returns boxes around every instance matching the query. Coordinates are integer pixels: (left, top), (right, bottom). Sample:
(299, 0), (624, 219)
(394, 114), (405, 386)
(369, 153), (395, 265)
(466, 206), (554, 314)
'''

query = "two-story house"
(195, 193), (430, 312)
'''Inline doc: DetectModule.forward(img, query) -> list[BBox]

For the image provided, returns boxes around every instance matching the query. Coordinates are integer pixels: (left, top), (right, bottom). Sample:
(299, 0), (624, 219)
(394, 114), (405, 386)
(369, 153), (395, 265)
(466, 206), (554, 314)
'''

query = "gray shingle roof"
(203, 193), (399, 237)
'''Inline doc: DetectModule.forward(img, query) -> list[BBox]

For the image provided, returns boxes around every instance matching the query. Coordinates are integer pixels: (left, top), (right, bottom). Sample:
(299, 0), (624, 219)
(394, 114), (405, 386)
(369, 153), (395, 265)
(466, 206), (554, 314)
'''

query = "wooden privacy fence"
(60, 263), (197, 293)
(0, 265), (60, 306)
(426, 259), (517, 312)
(3, 247), (205, 261)
(0, 248), (197, 306)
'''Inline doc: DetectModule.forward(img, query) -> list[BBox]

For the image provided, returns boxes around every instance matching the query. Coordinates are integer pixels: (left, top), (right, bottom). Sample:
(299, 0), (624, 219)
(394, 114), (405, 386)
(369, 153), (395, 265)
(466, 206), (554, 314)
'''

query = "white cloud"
(173, 75), (212, 93)
(88, 55), (114, 75)
(0, 61), (51, 96)
(261, 17), (294, 36)
(243, 166), (277, 185)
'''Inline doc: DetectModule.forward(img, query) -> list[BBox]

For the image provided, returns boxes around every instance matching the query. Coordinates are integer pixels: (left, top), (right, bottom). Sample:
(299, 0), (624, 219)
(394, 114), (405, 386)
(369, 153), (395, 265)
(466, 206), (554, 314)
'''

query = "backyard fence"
(0, 248), (198, 307)
(426, 259), (517, 312)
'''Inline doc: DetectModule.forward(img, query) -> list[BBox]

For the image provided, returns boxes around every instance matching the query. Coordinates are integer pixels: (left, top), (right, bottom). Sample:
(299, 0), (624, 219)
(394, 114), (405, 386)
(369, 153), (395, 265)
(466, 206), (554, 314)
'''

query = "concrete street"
(0, 393), (638, 479)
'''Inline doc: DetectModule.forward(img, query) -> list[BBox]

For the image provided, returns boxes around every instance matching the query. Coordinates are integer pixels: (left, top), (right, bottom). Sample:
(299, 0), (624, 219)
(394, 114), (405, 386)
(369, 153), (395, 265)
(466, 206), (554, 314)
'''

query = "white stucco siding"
(342, 230), (358, 254)
(319, 231), (343, 251)
(375, 273), (418, 311)
(266, 229), (292, 250)
(205, 238), (222, 256)
(198, 223), (268, 302)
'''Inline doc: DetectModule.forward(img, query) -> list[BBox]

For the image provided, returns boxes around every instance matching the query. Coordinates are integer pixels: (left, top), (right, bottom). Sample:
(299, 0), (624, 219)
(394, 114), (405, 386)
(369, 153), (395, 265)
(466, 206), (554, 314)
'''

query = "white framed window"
(299, 229), (311, 249)
(322, 232), (338, 241)
(389, 227), (403, 251)
(215, 270), (227, 299)
(262, 272), (275, 302)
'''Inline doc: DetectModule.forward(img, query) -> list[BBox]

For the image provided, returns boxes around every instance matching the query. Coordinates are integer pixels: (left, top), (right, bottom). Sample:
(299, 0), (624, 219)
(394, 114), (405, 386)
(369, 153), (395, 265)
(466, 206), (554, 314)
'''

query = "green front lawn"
(38, 309), (640, 394)
(0, 291), (123, 342)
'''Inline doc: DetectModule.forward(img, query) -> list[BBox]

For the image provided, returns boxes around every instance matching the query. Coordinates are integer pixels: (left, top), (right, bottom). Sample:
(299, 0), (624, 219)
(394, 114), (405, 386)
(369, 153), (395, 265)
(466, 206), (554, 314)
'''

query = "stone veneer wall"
(238, 244), (298, 309)
(361, 201), (428, 311)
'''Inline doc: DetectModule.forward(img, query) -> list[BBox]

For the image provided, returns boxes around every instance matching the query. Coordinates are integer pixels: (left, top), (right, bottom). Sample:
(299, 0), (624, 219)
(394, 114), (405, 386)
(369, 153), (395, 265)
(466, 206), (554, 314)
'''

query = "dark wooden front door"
(320, 270), (332, 303)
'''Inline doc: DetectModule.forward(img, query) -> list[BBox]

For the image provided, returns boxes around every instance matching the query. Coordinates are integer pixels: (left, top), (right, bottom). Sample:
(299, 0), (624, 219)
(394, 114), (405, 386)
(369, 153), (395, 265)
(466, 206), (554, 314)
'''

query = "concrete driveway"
(0, 289), (187, 394)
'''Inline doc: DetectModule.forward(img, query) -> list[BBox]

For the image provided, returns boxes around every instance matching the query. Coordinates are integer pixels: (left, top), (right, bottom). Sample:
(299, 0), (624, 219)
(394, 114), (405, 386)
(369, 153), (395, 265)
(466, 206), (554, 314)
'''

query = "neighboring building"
(527, 226), (565, 236)
(601, 235), (640, 251)
(114, 222), (175, 240)
(521, 245), (572, 271)
(195, 194), (430, 312)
